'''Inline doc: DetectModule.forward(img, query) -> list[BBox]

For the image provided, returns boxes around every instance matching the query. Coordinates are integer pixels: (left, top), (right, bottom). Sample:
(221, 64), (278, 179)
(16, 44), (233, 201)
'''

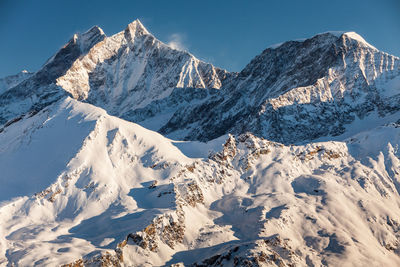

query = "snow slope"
(0, 97), (192, 265)
(1, 98), (400, 266)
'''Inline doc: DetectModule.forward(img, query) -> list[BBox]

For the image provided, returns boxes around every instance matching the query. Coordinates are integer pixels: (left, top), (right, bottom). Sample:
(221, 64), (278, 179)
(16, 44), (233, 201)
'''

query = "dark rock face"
(120, 87), (219, 131)
(236, 33), (339, 98)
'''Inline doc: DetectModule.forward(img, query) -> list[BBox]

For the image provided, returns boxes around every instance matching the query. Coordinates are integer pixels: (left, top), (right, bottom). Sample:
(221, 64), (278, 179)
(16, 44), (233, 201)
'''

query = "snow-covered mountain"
(1, 19), (400, 266)
(0, 25), (106, 126)
(0, 19), (230, 130)
(160, 32), (400, 143)
(1, 97), (400, 266)
(56, 20), (231, 116)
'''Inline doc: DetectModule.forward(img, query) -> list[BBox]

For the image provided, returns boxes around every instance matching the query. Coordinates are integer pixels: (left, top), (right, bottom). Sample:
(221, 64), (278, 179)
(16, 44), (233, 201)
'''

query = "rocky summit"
(0, 20), (400, 266)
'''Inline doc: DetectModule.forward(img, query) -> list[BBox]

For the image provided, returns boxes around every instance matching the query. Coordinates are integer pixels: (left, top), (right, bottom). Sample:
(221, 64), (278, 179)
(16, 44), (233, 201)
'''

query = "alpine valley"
(1, 20), (400, 267)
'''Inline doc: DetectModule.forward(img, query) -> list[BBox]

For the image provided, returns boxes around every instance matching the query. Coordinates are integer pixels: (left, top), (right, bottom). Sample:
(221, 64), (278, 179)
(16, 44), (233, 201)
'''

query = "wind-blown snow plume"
(167, 33), (188, 51)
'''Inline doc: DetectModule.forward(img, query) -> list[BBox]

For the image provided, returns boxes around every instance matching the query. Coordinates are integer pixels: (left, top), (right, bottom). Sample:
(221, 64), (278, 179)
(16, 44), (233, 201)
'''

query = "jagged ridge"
(160, 32), (400, 143)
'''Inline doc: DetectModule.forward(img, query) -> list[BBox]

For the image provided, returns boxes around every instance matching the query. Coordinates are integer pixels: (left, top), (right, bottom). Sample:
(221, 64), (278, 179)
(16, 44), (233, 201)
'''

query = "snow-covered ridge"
(0, 19), (231, 130)
(160, 29), (400, 143)
(0, 24), (107, 126)
(343, 31), (378, 50)
(0, 20), (398, 145)
(1, 98), (400, 266)
(56, 19), (230, 113)
(269, 31), (378, 51)
(75, 25), (106, 53)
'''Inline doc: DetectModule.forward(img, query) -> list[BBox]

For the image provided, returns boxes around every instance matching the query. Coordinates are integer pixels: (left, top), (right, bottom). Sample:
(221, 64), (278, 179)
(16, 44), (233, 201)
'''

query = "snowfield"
(0, 19), (400, 266)
(0, 97), (400, 266)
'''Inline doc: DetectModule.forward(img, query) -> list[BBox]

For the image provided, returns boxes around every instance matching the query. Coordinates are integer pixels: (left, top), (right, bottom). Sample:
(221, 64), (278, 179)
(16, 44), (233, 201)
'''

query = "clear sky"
(0, 0), (399, 77)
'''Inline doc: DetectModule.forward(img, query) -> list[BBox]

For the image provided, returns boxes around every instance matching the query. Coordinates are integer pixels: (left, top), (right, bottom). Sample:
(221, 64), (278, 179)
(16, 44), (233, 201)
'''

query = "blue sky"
(0, 0), (399, 77)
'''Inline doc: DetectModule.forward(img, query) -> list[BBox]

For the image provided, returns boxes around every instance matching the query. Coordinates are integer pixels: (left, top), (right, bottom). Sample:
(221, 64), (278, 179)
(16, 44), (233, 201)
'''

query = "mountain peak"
(125, 19), (150, 37)
(84, 25), (105, 37)
(268, 31), (377, 51)
(73, 25), (106, 53)
(312, 31), (377, 50)
(342, 31), (377, 50)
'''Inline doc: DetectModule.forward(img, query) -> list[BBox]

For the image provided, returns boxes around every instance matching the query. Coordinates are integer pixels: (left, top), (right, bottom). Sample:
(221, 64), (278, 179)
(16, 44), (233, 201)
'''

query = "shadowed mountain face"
(159, 32), (400, 143)
(0, 26), (106, 125)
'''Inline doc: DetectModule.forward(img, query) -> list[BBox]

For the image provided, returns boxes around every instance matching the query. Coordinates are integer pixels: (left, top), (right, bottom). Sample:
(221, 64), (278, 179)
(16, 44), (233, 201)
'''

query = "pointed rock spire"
(125, 19), (150, 39)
